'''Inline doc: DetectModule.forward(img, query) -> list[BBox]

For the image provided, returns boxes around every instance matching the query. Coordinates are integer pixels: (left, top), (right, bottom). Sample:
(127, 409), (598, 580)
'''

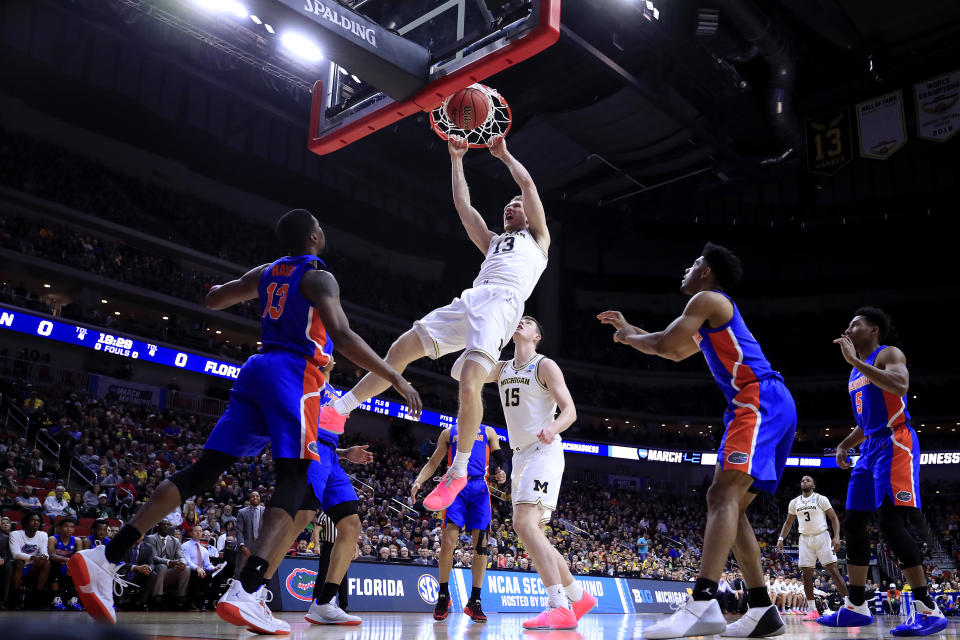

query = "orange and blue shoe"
(571, 591), (598, 620)
(318, 406), (348, 434)
(891, 600), (948, 637)
(423, 470), (468, 512)
(523, 606), (578, 630)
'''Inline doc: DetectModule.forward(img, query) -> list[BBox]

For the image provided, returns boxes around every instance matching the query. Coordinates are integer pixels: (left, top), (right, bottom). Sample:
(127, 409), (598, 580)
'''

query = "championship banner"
(914, 70), (960, 142)
(805, 107), (854, 175)
(856, 90), (907, 159)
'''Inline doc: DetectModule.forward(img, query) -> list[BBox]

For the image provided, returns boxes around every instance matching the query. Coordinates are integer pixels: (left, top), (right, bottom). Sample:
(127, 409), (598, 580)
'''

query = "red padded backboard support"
(308, 0), (560, 155)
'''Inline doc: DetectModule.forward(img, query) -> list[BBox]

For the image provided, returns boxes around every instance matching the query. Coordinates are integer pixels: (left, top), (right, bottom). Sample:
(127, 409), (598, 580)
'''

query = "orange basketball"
(445, 87), (489, 131)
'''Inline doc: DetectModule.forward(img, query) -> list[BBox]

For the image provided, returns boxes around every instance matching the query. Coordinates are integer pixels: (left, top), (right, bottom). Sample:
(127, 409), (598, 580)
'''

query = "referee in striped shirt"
(312, 512), (350, 610)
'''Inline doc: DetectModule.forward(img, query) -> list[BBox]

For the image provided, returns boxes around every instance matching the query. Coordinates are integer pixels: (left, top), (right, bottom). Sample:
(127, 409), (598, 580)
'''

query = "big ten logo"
(418, 574), (440, 604)
(285, 568), (318, 602)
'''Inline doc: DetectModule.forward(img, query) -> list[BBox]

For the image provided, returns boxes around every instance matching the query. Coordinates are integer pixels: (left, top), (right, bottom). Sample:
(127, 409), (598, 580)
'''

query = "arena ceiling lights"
(192, 0), (248, 19)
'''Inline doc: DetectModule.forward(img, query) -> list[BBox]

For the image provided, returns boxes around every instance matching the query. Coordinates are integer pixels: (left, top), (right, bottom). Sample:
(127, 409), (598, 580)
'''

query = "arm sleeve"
(10, 531), (29, 561)
(788, 498), (797, 516)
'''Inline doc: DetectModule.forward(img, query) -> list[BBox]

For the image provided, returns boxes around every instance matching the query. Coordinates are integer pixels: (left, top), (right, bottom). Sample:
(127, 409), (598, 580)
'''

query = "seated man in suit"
(183, 524), (218, 610)
(143, 520), (190, 610)
(117, 535), (154, 610)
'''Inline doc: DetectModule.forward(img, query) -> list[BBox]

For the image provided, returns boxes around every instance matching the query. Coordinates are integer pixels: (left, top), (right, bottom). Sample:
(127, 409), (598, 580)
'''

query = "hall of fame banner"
(856, 90), (906, 159)
(914, 69), (960, 142)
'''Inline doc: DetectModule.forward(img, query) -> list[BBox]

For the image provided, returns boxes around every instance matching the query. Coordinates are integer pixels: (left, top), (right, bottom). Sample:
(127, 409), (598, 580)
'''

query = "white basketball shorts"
(413, 284), (523, 379)
(511, 438), (564, 519)
(798, 530), (838, 568)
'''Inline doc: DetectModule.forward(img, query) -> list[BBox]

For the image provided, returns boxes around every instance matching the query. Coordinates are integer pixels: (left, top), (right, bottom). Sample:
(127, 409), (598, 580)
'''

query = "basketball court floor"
(3, 611), (958, 639)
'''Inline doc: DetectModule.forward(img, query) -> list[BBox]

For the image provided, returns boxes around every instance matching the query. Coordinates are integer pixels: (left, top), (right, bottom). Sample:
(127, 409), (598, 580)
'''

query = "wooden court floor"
(3, 610), (959, 639)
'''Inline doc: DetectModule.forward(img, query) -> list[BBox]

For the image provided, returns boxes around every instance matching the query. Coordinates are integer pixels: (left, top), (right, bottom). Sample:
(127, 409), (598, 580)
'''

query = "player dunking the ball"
(776, 475), (847, 620)
(70, 209), (421, 632)
(599, 243), (796, 639)
(321, 134), (549, 513)
(491, 316), (597, 630)
(818, 307), (947, 636)
(410, 424), (507, 623)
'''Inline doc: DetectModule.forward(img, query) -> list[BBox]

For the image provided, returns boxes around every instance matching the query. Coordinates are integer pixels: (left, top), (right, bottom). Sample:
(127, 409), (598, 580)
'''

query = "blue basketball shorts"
(846, 425), (921, 511)
(204, 351), (333, 462)
(442, 477), (492, 532)
(307, 447), (358, 513)
(717, 377), (797, 494)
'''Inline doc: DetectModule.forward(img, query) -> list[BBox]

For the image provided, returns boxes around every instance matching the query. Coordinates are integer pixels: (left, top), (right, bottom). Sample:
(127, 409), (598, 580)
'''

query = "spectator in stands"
(219, 503), (237, 529)
(0, 515), (12, 609)
(65, 492), (85, 518)
(9, 512), (50, 608)
(82, 483), (101, 515)
(182, 524), (217, 611)
(143, 520), (190, 610)
(91, 493), (116, 519)
(43, 485), (69, 518)
(15, 485), (41, 513)
(2, 468), (17, 493)
(377, 547), (390, 562)
(885, 583), (901, 615)
(200, 508), (220, 535)
(181, 500), (200, 535)
(0, 485), (15, 512)
(23, 389), (44, 412)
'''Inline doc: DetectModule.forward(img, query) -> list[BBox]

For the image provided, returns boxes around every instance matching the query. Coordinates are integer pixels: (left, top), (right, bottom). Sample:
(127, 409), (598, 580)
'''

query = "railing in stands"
(67, 456), (97, 489)
(165, 390), (226, 417)
(0, 356), (92, 391)
(5, 402), (29, 437)
(36, 428), (61, 461)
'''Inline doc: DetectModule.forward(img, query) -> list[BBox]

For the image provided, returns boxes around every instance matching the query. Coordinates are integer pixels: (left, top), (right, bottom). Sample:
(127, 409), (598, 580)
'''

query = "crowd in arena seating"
(3, 377), (958, 614)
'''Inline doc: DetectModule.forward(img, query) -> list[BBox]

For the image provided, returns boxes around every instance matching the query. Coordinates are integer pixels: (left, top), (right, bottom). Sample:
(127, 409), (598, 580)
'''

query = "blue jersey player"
(599, 243), (796, 639)
(412, 424), (507, 623)
(71, 209), (421, 633)
(818, 308), (947, 636)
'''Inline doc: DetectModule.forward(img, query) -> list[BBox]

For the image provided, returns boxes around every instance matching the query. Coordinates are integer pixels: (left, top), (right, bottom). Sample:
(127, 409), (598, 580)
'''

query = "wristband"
(777, 537), (784, 543)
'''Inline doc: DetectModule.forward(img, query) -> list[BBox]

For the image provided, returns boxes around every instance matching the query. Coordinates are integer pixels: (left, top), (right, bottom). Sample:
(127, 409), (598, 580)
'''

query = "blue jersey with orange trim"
(449, 425), (490, 478)
(258, 255), (333, 369)
(53, 534), (77, 555)
(695, 292), (780, 404)
(848, 345), (911, 436)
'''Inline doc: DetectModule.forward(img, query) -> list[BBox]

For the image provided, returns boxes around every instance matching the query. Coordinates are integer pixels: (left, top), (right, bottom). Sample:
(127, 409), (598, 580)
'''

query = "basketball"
(445, 87), (490, 130)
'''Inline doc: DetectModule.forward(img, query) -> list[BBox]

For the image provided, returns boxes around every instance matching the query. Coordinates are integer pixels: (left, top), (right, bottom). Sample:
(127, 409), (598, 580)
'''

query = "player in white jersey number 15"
(776, 475), (848, 620)
(483, 316), (597, 630)
(319, 134), (550, 513)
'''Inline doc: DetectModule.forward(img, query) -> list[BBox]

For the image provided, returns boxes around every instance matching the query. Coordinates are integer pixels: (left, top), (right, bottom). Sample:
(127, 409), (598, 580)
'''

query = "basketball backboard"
(301, 0), (560, 155)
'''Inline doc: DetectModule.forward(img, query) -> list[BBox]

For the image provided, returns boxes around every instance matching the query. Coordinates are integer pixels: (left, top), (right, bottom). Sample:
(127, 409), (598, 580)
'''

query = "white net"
(429, 83), (512, 147)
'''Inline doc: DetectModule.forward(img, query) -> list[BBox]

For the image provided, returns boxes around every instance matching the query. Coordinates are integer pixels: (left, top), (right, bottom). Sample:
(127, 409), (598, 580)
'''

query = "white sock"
(547, 584), (568, 609)
(451, 452), (470, 476)
(564, 580), (584, 602)
(807, 599), (816, 611)
(332, 391), (359, 415)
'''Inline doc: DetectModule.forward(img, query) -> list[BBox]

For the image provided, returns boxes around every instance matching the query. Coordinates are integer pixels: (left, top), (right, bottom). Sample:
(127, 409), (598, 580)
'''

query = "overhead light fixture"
(162, 316), (169, 320)
(113, 311), (121, 316)
(280, 32), (323, 61)
(193, 0), (247, 19)
(641, 0), (660, 21)
(215, 330), (222, 334)
(351, 75), (361, 83)
(249, 14), (262, 25)
(264, 23), (275, 34)
(101, 299), (108, 304)
(43, 283), (51, 288)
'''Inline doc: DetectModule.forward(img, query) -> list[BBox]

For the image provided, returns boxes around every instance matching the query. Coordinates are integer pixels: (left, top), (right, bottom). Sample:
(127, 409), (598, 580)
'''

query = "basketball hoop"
(430, 83), (512, 148)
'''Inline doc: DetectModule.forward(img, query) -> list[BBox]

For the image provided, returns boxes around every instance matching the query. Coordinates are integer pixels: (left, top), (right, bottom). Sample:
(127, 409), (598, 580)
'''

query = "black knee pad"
(878, 498), (923, 568)
(474, 528), (487, 550)
(325, 500), (358, 525)
(843, 509), (873, 566)
(169, 449), (238, 497)
(268, 459), (312, 518)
